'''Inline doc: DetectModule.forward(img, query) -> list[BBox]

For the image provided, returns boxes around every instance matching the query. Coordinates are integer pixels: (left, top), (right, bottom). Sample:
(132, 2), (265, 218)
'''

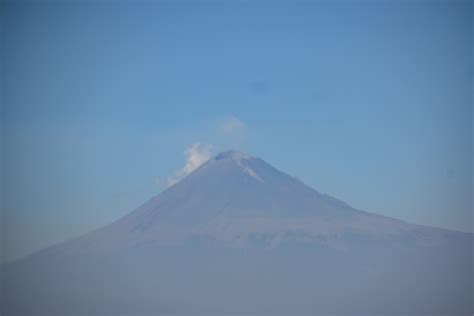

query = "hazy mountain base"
(2, 236), (472, 315)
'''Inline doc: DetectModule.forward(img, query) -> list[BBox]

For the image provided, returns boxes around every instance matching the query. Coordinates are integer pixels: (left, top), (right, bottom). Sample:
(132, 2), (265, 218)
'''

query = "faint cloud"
(216, 116), (249, 150)
(219, 116), (246, 134)
(167, 142), (213, 187)
(218, 116), (248, 140)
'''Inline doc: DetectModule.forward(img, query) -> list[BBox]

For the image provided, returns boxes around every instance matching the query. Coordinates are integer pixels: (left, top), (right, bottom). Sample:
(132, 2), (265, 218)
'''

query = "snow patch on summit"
(236, 159), (263, 183)
(213, 150), (263, 183)
(242, 164), (264, 183)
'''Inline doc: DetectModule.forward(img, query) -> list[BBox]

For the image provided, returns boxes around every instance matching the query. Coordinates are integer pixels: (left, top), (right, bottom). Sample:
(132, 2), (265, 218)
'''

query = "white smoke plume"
(167, 142), (213, 187)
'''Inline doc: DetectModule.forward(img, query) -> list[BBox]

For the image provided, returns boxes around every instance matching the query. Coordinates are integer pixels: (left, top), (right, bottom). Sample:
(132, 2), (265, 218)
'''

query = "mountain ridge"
(13, 150), (468, 260)
(8, 150), (472, 262)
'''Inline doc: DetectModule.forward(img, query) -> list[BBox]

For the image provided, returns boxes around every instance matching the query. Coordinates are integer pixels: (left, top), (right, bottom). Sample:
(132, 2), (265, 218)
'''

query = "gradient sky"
(2, 0), (472, 262)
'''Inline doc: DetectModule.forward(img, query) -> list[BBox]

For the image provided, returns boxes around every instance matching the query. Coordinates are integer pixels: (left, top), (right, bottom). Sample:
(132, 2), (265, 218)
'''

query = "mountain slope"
(47, 150), (450, 254)
(2, 150), (472, 315)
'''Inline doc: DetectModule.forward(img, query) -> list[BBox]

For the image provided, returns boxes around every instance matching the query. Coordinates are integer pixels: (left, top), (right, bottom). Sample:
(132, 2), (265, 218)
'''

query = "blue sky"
(2, 0), (472, 262)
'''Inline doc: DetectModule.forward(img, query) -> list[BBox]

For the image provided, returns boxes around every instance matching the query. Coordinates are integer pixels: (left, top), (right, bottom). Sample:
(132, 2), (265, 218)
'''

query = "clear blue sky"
(2, 0), (472, 262)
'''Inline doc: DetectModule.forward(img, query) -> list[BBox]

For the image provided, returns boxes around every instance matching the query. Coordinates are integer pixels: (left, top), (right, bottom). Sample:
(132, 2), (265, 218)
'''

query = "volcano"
(2, 150), (472, 315)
